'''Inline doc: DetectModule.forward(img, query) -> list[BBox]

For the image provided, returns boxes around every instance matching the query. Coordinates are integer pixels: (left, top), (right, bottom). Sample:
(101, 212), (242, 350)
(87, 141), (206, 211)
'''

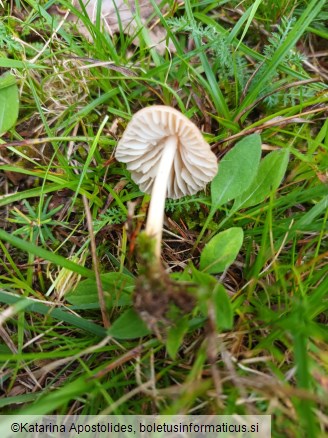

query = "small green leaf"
(200, 227), (244, 274)
(191, 266), (218, 315)
(213, 283), (233, 330)
(233, 148), (289, 210)
(107, 308), (151, 339)
(166, 316), (189, 360)
(0, 72), (19, 135)
(0, 73), (16, 89)
(66, 273), (134, 308)
(191, 267), (233, 331)
(191, 266), (218, 291)
(211, 134), (262, 209)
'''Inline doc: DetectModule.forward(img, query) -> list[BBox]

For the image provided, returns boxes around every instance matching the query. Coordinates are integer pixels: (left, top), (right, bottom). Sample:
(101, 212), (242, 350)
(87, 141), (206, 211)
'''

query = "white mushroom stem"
(145, 135), (178, 259)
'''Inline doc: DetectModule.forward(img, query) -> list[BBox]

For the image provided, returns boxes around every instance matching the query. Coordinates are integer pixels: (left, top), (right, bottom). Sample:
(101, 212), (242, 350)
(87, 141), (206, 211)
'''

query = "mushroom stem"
(145, 135), (178, 259)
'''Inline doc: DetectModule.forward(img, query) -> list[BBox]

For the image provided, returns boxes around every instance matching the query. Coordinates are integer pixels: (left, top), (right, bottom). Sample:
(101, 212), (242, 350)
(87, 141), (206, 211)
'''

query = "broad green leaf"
(0, 73), (19, 135)
(66, 273), (134, 308)
(233, 148), (290, 211)
(200, 227), (244, 274)
(166, 316), (189, 360)
(211, 134), (262, 209)
(191, 266), (218, 291)
(190, 267), (233, 330)
(213, 283), (233, 330)
(0, 73), (16, 89)
(170, 270), (192, 282)
(107, 308), (151, 339)
(191, 266), (219, 315)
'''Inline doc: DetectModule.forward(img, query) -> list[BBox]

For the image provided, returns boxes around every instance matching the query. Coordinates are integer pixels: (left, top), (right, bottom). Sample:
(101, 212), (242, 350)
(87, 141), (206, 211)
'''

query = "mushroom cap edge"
(115, 105), (218, 199)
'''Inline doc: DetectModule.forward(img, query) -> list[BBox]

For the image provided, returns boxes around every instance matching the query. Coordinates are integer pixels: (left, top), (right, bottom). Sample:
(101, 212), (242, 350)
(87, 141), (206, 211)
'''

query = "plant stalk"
(145, 135), (178, 260)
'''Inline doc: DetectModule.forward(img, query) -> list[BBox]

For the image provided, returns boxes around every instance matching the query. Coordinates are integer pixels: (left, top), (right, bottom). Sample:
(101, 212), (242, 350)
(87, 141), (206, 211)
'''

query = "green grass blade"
(237, 0), (327, 115)
(293, 323), (317, 435)
(68, 116), (108, 214)
(184, 0), (230, 119)
(235, 0), (263, 49)
(0, 229), (95, 279)
(0, 290), (105, 337)
(194, 13), (323, 84)
(0, 58), (45, 69)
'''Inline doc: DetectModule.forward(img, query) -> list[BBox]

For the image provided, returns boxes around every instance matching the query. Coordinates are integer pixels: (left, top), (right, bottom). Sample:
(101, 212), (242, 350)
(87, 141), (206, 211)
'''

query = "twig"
(91, 345), (144, 380)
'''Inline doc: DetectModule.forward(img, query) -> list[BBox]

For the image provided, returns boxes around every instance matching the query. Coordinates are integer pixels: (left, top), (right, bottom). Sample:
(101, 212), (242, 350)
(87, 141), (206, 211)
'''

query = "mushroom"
(115, 105), (218, 260)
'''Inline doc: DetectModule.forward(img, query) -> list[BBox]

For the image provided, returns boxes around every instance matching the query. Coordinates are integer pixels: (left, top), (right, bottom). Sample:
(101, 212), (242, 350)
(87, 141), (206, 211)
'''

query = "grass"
(0, 0), (328, 435)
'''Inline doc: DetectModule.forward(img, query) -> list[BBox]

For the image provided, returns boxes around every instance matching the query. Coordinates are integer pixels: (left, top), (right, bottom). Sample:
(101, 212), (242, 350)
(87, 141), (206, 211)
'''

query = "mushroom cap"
(115, 105), (218, 199)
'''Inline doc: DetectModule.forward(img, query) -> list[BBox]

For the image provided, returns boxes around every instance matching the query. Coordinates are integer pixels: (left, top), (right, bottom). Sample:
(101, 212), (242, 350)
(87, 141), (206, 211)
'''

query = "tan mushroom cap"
(115, 106), (218, 199)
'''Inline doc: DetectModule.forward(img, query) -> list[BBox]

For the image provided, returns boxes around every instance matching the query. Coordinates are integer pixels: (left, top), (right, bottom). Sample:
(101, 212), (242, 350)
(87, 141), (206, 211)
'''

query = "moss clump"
(136, 231), (159, 274)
